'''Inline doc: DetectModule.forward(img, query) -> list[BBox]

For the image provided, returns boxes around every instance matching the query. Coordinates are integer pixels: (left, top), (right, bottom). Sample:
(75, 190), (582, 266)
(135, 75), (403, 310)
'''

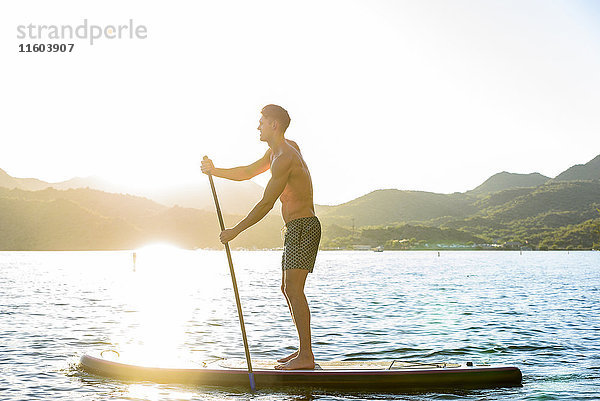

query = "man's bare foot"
(277, 350), (298, 363)
(274, 354), (315, 370)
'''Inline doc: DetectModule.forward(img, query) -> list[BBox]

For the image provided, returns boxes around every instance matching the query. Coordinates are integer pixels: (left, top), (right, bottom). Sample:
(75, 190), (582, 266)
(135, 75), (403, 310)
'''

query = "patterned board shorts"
(282, 216), (321, 273)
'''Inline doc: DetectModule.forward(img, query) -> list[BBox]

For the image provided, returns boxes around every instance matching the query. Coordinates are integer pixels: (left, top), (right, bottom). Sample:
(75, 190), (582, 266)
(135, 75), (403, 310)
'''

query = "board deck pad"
(80, 353), (522, 389)
(217, 359), (464, 370)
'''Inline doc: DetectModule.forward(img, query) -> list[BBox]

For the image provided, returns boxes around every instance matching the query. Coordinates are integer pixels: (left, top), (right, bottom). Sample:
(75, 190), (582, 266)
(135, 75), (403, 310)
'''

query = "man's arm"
(219, 155), (291, 243)
(202, 150), (271, 181)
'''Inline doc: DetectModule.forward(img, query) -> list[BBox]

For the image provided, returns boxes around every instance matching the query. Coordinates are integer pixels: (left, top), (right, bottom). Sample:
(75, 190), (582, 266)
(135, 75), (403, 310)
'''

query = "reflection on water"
(1, 249), (599, 400)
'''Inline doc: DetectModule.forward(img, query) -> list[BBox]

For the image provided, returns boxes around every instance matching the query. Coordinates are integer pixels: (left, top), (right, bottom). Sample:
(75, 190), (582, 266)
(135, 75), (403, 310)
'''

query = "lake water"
(1, 249), (599, 400)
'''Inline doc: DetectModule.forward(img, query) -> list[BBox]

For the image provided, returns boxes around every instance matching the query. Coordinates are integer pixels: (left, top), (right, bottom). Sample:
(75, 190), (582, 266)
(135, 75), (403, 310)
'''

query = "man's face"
(257, 115), (275, 142)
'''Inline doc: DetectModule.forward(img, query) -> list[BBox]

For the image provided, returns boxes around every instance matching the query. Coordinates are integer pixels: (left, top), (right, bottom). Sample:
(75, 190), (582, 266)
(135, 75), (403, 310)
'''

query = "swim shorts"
(281, 216), (321, 272)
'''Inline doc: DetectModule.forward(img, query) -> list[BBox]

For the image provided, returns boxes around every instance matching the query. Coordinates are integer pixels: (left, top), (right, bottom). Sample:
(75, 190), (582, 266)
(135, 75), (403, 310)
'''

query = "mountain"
(0, 192), (145, 250)
(0, 169), (269, 216)
(318, 180), (600, 249)
(0, 186), (283, 250)
(143, 179), (275, 215)
(440, 180), (600, 247)
(478, 181), (600, 223)
(553, 154), (600, 182)
(51, 175), (270, 215)
(0, 168), (51, 191)
(2, 152), (600, 250)
(468, 172), (550, 195)
(51, 176), (129, 193)
(318, 189), (477, 227)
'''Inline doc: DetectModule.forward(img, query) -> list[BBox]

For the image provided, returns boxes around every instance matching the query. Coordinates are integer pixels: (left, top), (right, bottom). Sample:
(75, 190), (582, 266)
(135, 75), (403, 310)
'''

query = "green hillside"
(0, 187), (166, 221)
(0, 197), (142, 250)
(480, 181), (600, 223)
(2, 180), (598, 250)
(468, 172), (549, 195)
(0, 187), (283, 251)
(0, 168), (50, 191)
(318, 189), (477, 227)
(553, 154), (600, 182)
(0, 168), (269, 216)
(317, 180), (600, 249)
(321, 223), (485, 249)
(532, 217), (600, 250)
(1, 153), (599, 251)
(439, 181), (600, 246)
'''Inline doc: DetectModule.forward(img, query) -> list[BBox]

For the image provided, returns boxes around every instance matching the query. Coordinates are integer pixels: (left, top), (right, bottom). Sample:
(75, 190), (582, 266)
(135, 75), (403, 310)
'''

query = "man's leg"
(275, 268), (314, 370)
(278, 270), (299, 363)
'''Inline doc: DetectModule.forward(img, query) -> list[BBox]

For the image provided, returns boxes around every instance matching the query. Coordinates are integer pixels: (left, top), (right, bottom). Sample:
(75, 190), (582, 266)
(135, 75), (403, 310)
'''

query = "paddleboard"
(79, 352), (522, 390)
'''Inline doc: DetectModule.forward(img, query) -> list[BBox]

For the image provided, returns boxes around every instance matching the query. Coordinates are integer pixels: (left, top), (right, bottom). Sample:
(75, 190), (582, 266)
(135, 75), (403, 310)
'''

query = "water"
(1, 249), (599, 400)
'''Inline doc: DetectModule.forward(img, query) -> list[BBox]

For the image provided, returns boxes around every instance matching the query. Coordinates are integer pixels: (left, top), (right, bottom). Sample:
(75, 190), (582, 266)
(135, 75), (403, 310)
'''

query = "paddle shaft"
(206, 171), (255, 391)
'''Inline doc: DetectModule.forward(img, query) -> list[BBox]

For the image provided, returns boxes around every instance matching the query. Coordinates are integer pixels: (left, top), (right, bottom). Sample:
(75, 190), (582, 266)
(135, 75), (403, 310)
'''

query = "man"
(201, 104), (321, 370)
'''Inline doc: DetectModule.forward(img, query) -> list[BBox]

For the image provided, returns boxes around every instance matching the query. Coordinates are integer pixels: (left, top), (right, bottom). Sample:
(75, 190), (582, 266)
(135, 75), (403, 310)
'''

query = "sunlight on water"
(2, 250), (599, 400)
(125, 383), (198, 401)
(104, 245), (232, 368)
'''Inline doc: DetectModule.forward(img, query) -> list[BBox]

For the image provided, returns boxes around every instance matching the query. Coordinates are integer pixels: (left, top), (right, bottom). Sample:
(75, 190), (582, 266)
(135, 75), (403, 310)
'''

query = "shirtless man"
(201, 104), (321, 370)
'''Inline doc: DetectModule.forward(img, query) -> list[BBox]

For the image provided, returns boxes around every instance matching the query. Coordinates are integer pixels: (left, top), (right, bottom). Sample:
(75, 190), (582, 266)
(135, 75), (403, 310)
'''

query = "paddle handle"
(204, 157), (255, 391)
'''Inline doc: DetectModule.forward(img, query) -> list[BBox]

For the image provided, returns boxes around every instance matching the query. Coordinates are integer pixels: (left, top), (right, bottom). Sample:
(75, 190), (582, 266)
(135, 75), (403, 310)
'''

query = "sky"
(1, 0), (599, 205)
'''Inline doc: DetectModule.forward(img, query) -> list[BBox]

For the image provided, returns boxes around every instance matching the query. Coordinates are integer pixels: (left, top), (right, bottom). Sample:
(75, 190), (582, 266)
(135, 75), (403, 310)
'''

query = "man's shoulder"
(270, 151), (294, 175)
(285, 139), (301, 153)
(271, 139), (302, 171)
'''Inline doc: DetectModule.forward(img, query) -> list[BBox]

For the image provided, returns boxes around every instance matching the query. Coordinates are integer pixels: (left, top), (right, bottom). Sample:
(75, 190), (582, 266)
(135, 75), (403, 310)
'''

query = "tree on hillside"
(594, 208), (600, 250)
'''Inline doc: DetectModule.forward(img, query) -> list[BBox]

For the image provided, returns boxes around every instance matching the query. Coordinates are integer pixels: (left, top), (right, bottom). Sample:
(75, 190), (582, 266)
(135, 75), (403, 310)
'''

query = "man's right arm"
(202, 150), (271, 181)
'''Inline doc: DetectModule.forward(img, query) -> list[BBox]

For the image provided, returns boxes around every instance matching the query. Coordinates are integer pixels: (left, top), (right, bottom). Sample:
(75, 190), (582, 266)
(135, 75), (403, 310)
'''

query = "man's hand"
(220, 228), (240, 244)
(201, 156), (215, 175)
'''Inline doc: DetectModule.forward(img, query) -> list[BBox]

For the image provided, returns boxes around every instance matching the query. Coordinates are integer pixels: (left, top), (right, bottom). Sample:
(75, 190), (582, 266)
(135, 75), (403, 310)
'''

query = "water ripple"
(1, 250), (600, 400)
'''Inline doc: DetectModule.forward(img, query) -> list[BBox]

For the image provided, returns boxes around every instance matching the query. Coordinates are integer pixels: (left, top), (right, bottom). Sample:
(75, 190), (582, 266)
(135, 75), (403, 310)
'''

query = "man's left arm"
(220, 155), (291, 243)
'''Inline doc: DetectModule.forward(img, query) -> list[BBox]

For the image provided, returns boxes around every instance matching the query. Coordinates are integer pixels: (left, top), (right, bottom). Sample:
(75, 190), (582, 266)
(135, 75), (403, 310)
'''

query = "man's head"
(258, 104), (291, 142)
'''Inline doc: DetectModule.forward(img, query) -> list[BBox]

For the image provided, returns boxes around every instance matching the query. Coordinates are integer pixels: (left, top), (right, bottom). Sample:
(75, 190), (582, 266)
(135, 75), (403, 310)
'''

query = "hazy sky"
(2, 0), (599, 205)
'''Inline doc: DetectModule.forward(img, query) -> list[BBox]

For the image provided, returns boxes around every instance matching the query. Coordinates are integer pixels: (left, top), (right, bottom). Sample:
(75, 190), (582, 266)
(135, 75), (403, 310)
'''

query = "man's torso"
(270, 140), (315, 223)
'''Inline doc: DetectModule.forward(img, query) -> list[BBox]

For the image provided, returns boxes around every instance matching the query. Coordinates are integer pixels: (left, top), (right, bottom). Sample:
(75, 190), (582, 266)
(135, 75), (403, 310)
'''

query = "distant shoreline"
(0, 248), (597, 252)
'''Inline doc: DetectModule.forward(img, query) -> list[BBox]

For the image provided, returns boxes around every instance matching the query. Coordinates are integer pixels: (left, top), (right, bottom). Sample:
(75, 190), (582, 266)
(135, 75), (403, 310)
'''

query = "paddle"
(203, 156), (256, 391)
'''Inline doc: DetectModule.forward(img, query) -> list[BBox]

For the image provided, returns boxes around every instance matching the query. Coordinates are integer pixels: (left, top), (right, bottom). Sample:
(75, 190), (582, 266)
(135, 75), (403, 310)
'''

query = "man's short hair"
(261, 104), (291, 133)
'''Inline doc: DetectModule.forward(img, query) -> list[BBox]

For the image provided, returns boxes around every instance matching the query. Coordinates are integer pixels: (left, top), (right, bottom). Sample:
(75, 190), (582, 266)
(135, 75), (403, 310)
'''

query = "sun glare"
(108, 244), (226, 368)
(126, 384), (197, 401)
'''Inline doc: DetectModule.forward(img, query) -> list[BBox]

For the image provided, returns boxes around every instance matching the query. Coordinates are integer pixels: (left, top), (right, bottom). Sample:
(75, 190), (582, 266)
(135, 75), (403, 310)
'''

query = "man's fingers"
(219, 229), (236, 244)
(201, 159), (214, 175)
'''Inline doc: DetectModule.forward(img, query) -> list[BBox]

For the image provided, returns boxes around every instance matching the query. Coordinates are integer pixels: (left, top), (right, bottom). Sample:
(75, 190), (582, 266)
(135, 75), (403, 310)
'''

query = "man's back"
(273, 139), (315, 223)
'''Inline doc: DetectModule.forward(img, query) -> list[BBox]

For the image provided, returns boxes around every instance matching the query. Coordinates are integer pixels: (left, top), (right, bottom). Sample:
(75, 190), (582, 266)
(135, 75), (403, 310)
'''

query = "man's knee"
(284, 287), (305, 303)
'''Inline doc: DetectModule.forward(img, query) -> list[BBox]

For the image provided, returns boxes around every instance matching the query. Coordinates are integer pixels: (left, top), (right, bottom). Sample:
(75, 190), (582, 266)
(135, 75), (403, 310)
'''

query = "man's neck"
(267, 135), (286, 155)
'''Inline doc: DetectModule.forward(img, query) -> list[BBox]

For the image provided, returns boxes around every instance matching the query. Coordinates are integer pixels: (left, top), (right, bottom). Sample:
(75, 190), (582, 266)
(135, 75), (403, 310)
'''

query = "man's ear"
(271, 120), (278, 131)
